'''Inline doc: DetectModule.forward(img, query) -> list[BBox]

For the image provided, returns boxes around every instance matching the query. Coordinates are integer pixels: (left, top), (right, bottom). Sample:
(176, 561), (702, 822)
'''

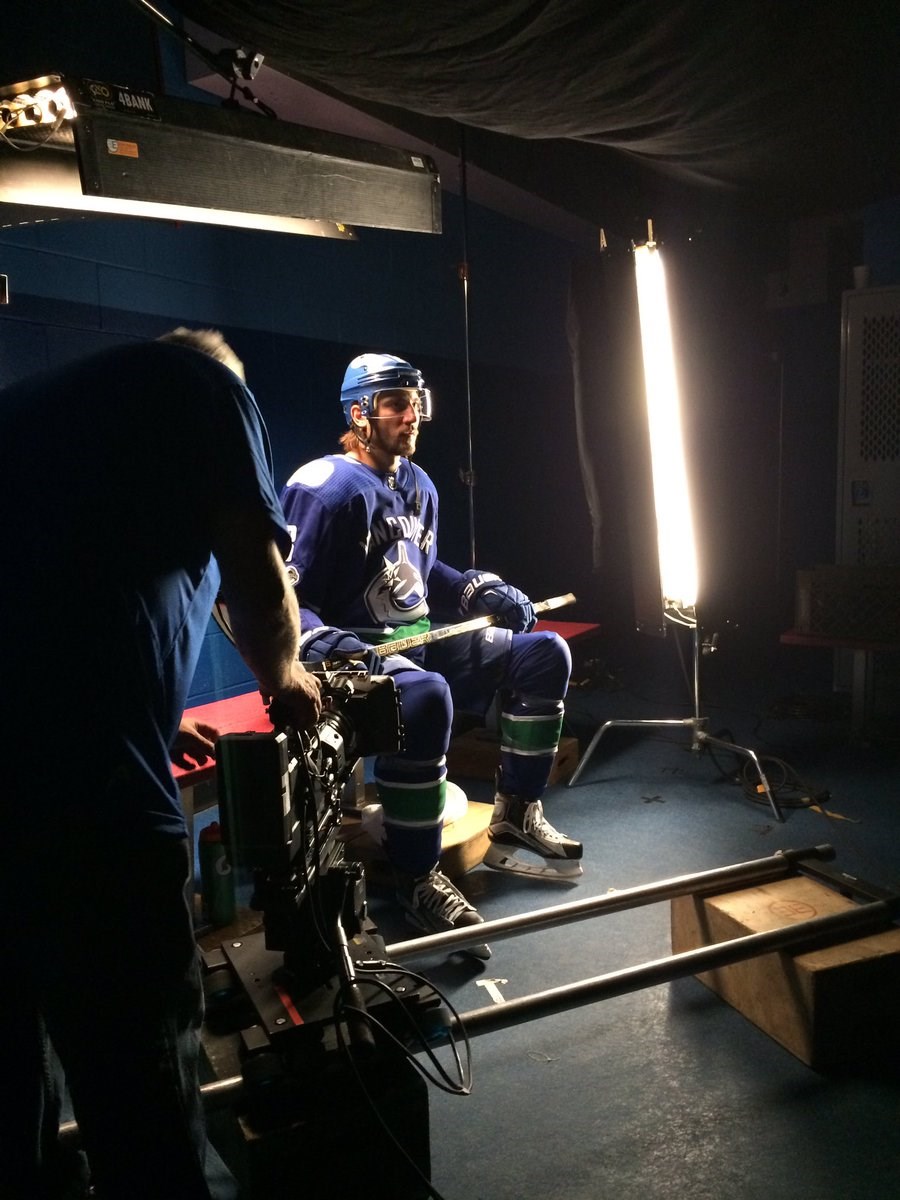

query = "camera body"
(217, 669), (402, 982)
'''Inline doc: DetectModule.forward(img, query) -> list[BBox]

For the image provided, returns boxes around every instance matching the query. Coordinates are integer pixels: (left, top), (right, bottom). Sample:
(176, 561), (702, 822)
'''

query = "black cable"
(703, 729), (830, 810)
(330, 961), (474, 1200)
(0, 110), (69, 151)
(126, 0), (277, 117)
(740, 755), (830, 811)
(291, 729), (333, 957)
(336, 963), (472, 1095)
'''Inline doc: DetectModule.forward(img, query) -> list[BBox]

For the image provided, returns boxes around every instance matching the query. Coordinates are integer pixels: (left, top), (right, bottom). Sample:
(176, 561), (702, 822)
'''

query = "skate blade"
(467, 940), (492, 961)
(482, 844), (583, 881)
(403, 912), (492, 960)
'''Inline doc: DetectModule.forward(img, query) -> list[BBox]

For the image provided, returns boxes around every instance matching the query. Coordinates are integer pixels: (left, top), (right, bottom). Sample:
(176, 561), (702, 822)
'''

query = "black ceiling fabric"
(168, 0), (900, 223)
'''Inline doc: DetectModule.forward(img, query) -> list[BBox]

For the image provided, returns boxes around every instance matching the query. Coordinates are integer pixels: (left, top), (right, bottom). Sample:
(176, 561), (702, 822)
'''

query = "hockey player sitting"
(280, 352), (583, 955)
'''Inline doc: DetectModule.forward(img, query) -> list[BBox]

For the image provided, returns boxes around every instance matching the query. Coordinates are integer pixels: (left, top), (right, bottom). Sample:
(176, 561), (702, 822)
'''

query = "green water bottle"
(198, 821), (236, 927)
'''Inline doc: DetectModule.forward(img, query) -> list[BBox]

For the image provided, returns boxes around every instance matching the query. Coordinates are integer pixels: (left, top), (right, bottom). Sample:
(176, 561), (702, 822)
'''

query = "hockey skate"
(484, 793), (583, 880)
(397, 868), (491, 959)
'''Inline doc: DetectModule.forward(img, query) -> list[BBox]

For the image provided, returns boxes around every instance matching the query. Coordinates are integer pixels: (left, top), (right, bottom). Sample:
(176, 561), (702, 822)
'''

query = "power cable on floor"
(704, 728), (832, 810)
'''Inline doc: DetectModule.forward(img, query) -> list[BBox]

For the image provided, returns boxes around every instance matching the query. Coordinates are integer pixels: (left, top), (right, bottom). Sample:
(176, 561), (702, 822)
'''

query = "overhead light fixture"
(0, 75), (442, 237)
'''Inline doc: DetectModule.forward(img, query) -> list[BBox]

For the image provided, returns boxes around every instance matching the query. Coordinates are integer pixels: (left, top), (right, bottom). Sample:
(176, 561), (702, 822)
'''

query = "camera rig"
(188, 672), (900, 1199)
(202, 666), (441, 1192)
(212, 667), (420, 995)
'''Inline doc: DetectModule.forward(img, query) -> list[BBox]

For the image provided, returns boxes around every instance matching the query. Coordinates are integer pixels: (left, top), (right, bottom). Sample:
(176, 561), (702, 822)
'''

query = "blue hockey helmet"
(340, 352), (432, 424)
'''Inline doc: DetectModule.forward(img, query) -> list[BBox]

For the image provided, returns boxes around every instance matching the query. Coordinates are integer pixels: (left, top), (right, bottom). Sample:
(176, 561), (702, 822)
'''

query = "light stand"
(567, 228), (783, 822)
(567, 606), (785, 822)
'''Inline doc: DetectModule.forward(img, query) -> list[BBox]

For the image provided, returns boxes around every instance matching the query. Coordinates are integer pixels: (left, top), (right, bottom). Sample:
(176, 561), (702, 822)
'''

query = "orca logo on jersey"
(364, 543), (428, 624)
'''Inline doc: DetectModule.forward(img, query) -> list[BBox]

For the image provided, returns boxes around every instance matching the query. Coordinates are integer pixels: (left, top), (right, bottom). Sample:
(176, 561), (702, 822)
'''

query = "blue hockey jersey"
(281, 454), (464, 638)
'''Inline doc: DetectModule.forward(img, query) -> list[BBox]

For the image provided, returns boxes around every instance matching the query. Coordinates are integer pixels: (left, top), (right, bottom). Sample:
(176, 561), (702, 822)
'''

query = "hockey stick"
(211, 593), (576, 657)
(335, 591), (577, 660)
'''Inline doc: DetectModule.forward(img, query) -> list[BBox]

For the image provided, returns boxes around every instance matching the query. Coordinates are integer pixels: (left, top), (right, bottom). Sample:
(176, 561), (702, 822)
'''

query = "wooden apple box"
(670, 875), (900, 1069)
(337, 790), (493, 886)
(446, 728), (580, 785)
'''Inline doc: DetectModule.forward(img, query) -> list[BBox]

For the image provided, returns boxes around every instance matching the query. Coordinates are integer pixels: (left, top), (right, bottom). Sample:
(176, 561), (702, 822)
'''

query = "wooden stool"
(337, 781), (493, 884)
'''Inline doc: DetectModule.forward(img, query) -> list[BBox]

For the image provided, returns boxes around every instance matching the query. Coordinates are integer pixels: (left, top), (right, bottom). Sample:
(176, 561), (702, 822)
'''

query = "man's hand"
(171, 718), (219, 769)
(459, 571), (537, 633)
(302, 626), (384, 674)
(269, 662), (323, 731)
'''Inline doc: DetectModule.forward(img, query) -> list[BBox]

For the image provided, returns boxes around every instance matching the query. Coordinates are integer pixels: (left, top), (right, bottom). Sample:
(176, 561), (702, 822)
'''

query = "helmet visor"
(372, 387), (432, 421)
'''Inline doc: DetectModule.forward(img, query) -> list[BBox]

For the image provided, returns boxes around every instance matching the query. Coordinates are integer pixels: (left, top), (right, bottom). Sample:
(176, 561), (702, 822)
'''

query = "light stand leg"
(695, 730), (783, 822)
(688, 615), (783, 823)
(567, 619), (785, 822)
(568, 717), (697, 787)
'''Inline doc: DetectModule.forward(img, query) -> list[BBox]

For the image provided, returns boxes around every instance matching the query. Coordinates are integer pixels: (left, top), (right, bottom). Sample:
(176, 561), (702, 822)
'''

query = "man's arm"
(426, 559), (468, 618)
(211, 507), (321, 728)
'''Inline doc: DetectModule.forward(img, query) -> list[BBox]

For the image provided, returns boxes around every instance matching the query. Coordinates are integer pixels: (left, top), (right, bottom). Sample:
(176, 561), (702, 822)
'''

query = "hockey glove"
(459, 571), (537, 633)
(301, 627), (383, 674)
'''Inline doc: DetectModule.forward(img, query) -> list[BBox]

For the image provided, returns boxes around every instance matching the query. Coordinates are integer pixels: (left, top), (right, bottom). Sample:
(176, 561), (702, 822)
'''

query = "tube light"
(633, 238), (699, 612)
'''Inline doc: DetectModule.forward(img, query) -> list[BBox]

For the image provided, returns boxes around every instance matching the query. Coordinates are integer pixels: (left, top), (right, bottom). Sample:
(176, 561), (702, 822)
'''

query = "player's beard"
(398, 426), (419, 457)
(371, 421), (418, 460)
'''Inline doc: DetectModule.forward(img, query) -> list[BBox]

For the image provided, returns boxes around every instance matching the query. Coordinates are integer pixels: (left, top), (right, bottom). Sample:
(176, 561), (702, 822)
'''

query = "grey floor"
(208, 629), (900, 1199)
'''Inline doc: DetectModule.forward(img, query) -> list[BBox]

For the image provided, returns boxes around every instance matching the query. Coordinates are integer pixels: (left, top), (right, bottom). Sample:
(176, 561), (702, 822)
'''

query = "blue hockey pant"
(373, 628), (571, 875)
